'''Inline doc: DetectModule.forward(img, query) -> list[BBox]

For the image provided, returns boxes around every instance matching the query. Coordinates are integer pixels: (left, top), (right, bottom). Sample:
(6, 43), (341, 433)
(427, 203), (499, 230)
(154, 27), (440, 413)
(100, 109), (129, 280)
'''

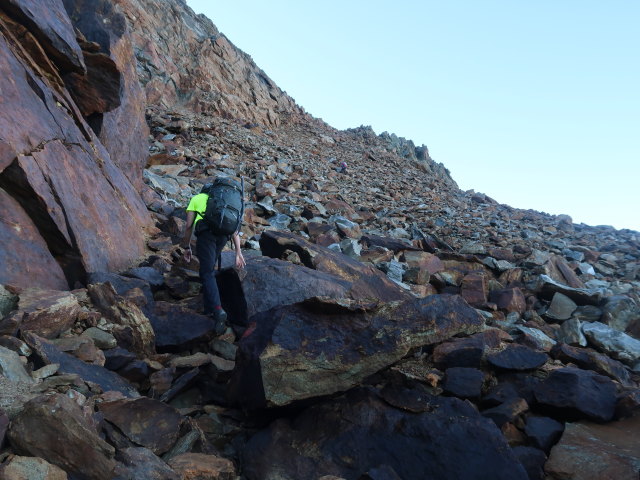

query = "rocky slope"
(0, 1), (639, 480)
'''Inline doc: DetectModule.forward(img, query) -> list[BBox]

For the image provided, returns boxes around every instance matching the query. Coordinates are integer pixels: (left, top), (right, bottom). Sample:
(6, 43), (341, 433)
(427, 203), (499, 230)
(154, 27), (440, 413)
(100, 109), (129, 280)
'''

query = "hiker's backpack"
(199, 177), (244, 236)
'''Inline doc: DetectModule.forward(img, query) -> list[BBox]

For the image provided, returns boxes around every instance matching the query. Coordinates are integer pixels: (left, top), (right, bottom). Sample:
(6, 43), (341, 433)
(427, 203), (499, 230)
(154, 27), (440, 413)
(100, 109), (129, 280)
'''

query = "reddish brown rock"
(2, 0), (85, 73)
(0, 188), (67, 290)
(0, 455), (69, 480)
(8, 393), (116, 480)
(259, 230), (410, 303)
(461, 272), (488, 307)
(167, 453), (236, 480)
(490, 287), (527, 314)
(114, 0), (305, 126)
(18, 288), (81, 339)
(545, 417), (640, 480)
(99, 397), (183, 455)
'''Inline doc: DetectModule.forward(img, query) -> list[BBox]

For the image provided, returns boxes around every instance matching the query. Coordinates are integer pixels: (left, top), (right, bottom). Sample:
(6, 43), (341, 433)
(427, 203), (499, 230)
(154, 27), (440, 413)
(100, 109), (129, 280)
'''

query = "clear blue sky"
(187, 1), (640, 231)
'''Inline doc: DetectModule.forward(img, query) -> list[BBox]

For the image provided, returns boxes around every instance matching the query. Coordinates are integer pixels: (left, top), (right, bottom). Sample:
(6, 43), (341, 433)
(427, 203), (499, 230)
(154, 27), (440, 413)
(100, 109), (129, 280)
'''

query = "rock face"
(0, 0), (151, 290)
(113, 0), (306, 126)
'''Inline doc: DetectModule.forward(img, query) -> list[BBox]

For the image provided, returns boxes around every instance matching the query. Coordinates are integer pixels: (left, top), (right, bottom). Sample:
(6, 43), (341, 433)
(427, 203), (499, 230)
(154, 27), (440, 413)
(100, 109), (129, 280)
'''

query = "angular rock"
(487, 344), (548, 371)
(461, 273), (488, 307)
(82, 326), (118, 349)
(241, 387), (527, 480)
(88, 282), (155, 357)
(0, 335), (32, 356)
(433, 329), (508, 368)
(24, 332), (138, 397)
(602, 295), (640, 333)
(0, 284), (18, 318)
(216, 255), (351, 327)
(582, 321), (640, 365)
(511, 446), (546, 480)
(550, 343), (632, 386)
(545, 292), (577, 321)
(0, 345), (34, 383)
(524, 416), (565, 452)
(0, 455), (68, 480)
(556, 318), (587, 346)
(537, 275), (601, 305)
(148, 302), (217, 353)
(545, 416), (640, 480)
(259, 231), (410, 303)
(481, 397), (529, 428)
(533, 367), (617, 422)
(17, 288), (80, 339)
(489, 288), (526, 314)
(167, 453), (236, 480)
(230, 295), (484, 408)
(99, 397), (183, 455)
(8, 393), (116, 480)
(87, 272), (154, 305)
(442, 367), (484, 398)
(114, 447), (179, 480)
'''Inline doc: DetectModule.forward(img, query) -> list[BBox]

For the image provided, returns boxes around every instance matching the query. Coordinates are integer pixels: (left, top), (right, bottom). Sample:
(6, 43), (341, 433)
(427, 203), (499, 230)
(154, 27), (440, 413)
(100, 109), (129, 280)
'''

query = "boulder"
(489, 288), (526, 314)
(442, 367), (485, 398)
(24, 332), (139, 397)
(259, 231), (410, 303)
(241, 386), (527, 480)
(601, 295), (640, 334)
(216, 255), (351, 326)
(167, 453), (236, 480)
(230, 294), (484, 408)
(147, 302), (218, 353)
(582, 321), (640, 366)
(0, 345), (34, 383)
(8, 393), (116, 480)
(486, 344), (548, 371)
(99, 397), (183, 455)
(524, 416), (565, 453)
(88, 282), (156, 357)
(17, 288), (80, 339)
(114, 447), (179, 480)
(545, 416), (640, 480)
(533, 367), (617, 422)
(545, 292), (577, 321)
(433, 329), (507, 368)
(0, 455), (68, 480)
(550, 343), (632, 386)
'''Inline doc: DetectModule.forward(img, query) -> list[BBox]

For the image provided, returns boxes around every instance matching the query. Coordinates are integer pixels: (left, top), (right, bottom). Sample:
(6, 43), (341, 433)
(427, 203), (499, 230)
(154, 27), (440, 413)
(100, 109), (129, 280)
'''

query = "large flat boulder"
(229, 294), (484, 408)
(242, 386), (527, 480)
(217, 255), (352, 326)
(17, 288), (80, 339)
(259, 230), (411, 303)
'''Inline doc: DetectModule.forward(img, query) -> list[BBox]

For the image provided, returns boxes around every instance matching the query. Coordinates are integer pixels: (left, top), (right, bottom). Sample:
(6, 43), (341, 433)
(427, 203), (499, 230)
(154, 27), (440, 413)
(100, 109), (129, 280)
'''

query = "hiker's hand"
(183, 246), (192, 263)
(235, 252), (246, 269)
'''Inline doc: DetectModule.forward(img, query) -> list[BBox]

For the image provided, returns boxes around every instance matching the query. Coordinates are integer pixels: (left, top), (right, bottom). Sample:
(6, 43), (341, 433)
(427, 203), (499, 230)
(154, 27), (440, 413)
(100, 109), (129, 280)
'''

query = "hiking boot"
(211, 308), (227, 335)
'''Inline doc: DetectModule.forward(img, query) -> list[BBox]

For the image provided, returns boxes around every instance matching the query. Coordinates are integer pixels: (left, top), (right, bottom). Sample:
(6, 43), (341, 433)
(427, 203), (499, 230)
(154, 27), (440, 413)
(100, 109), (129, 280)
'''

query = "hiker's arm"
(232, 232), (246, 269)
(181, 211), (196, 261)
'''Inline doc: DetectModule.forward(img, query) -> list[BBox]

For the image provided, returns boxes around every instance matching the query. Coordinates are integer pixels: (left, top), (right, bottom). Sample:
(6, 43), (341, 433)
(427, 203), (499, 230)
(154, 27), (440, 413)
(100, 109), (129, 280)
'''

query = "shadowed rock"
(217, 255), (352, 326)
(114, 447), (179, 480)
(8, 393), (116, 480)
(99, 397), (183, 455)
(148, 302), (217, 352)
(259, 230), (410, 303)
(2, 0), (85, 73)
(241, 386), (527, 480)
(24, 332), (139, 397)
(534, 367), (617, 422)
(487, 344), (548, 371)
(229, 294), (484, 408)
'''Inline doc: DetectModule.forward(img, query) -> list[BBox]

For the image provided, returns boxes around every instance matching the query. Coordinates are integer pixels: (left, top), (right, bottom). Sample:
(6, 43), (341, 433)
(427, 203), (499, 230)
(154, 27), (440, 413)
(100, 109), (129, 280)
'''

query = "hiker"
(337, 161), (347, 174)
(181, 177), (246, 325)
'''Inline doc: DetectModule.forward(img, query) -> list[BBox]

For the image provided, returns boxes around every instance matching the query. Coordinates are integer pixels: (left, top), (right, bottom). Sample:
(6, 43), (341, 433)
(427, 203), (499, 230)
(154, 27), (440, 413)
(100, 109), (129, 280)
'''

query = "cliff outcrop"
(114, 0), (307, 126)
(0, 0), (151, 289)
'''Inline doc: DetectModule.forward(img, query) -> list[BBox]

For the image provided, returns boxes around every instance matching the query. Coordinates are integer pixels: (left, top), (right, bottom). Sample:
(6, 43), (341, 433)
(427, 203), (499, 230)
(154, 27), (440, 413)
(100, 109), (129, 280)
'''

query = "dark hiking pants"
(195, 228), (227, 315)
